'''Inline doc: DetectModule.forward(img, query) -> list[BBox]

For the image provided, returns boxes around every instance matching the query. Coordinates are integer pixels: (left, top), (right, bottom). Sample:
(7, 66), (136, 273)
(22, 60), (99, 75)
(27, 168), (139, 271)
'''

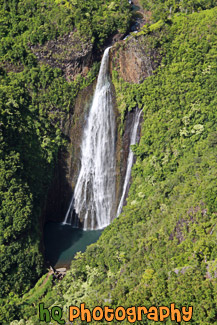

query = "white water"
(116, 108), (142, 217)
(63, 47), (116, 230)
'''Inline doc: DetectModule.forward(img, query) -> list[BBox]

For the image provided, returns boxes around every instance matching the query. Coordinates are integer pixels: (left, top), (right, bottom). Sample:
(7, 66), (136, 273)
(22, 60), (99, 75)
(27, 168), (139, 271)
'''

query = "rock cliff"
(42, 81), (96, 222)
(32, 31), (94, 81)
(110, 33), (161, 83)
(42, 30), (160, 224)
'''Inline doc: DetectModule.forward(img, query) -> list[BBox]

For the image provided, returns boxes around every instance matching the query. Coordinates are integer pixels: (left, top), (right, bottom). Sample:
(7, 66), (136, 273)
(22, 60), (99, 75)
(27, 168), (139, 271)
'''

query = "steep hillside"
(0, 0), (131, 319)
(7, 5), (217, 325)
(139, 0), (216, 21)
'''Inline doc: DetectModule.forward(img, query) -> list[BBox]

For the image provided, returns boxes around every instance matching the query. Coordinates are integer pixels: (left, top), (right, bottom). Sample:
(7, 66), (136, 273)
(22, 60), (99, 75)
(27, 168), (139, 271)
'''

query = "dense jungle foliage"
(140, 0), (217, 21)
(0, 0), (132, 321)
(4, 4), (217, 324)
(0, 0), (131, 66)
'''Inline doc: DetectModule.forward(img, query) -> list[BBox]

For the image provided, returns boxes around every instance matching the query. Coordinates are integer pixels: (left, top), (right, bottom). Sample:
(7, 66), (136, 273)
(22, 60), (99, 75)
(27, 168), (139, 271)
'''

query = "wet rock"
(42, 81), (96, 223)
(111, 34), (161, 84)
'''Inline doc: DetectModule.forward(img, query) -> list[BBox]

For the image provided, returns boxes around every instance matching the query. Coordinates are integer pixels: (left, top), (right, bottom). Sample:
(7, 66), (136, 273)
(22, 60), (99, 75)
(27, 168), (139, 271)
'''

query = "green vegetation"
(0, 0), (132, 322)
(0, 64), (84, 304)
(1, 0), (217, 324)
(6, 5), (217, 325)
(0, 0), (131, 66)
(140, 0), (216, 21)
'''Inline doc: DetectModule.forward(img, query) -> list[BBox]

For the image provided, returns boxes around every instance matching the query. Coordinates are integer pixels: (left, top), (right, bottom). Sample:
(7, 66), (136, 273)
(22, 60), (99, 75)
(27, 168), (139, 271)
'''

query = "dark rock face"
(42, 81), (96, 222)
(109, 32), (162, 211)
(114, 108), (143, 214)
(43, 32), (158, 225)
(111, 35), (161, 83)
(42, 80), (140, 225)
(31, 31), (93, 81)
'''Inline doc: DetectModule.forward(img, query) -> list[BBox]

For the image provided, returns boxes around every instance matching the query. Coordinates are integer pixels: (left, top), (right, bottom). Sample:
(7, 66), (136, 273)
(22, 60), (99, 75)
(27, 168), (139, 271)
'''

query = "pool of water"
(44, 222), (102, 269)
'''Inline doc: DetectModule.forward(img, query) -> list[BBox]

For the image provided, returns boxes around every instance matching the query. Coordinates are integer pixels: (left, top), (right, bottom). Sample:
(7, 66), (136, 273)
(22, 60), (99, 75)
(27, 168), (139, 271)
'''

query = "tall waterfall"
(63, 47), (116, 230)
(116, 108), (142, 217)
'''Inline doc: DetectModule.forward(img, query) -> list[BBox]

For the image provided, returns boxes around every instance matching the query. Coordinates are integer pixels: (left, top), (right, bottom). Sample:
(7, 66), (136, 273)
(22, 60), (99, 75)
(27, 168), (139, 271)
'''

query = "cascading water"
(116, 108), (142, 217)
(63, 47), (116, 230)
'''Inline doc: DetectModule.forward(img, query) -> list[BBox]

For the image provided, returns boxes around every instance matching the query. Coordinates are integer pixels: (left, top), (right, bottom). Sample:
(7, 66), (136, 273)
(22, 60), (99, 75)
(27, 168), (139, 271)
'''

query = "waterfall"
(63, 47), (116, 230)
(116, 108), (142, 217)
